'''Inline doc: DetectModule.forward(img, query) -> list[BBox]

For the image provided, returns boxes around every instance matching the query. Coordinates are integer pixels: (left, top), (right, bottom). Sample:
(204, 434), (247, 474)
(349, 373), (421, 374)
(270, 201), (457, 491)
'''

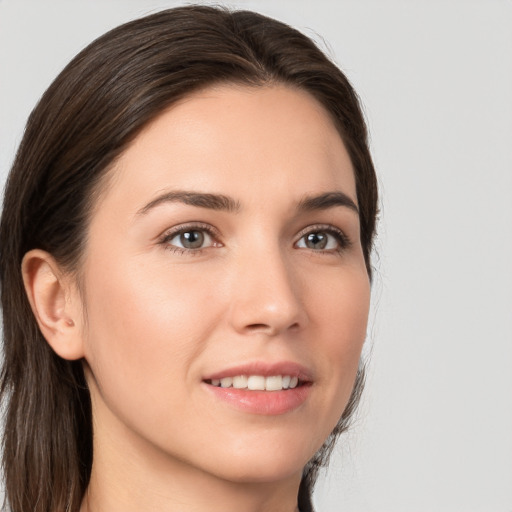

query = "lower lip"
(204, 383), (311, 415)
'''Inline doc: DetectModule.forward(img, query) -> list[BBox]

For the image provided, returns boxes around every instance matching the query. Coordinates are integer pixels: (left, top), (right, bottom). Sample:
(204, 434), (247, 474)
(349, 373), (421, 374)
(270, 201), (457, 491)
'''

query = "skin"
(23, 84), (370, 512)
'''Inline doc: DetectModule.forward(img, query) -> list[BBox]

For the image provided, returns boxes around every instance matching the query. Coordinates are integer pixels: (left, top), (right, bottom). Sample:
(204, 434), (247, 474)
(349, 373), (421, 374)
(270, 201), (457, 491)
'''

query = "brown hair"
(0, 6), (378, 512)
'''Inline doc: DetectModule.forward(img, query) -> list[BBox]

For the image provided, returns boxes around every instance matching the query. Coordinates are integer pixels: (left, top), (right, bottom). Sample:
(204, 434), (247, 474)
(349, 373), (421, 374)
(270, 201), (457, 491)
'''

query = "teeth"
(265, 375), (283, 391)
(220, 377), (233, 388)
(247, 375), (266, 390)
(232, 375), (248, 389)
(210, 375), (301, 391)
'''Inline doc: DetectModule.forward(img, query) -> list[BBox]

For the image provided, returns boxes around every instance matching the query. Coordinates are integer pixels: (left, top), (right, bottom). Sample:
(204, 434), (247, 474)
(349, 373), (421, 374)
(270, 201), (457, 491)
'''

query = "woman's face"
(78, 84), (370, 484)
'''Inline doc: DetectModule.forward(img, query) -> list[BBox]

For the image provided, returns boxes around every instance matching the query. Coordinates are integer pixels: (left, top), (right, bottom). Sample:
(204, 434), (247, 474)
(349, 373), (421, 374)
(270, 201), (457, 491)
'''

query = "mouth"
(205, 374), (303, 391)
(202, 363), (313, 415)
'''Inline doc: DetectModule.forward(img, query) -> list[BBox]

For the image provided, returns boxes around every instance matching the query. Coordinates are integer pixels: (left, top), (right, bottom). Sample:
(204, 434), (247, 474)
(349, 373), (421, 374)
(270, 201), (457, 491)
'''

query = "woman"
(0, 6), (378, 512)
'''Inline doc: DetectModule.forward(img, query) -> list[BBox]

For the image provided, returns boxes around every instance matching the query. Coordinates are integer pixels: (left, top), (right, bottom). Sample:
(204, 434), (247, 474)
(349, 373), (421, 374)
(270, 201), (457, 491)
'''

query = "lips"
(207, 374), (300, 391)
(203, 361), (313, 383)
(202, 361), (313, 415)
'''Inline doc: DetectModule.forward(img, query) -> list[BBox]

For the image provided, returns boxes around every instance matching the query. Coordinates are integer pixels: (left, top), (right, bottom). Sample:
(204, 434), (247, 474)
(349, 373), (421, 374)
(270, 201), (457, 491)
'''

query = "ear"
(21, 249), (85, 360)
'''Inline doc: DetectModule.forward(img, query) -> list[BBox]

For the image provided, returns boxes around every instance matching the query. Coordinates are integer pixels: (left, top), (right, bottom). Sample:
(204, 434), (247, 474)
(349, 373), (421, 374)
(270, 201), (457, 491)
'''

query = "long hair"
(0, 6), (378, 512)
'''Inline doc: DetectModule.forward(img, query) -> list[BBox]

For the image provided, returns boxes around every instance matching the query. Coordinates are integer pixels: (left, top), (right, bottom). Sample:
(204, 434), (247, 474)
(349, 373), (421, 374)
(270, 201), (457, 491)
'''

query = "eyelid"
(158, 222), (222, 253)
(157, 222), (351, 255)
(295, 224), (352, 251)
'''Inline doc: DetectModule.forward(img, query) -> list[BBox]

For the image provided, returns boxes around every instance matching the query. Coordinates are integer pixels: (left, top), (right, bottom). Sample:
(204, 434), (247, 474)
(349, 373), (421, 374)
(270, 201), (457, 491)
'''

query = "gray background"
(1, 1), (511, 511)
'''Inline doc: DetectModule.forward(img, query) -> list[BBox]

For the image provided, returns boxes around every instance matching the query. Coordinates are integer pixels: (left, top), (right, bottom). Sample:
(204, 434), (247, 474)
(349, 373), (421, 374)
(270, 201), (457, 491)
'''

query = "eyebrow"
(297, 191), (359, 214)
(137, 190), (241, 215)
(137, 189), (358, 216)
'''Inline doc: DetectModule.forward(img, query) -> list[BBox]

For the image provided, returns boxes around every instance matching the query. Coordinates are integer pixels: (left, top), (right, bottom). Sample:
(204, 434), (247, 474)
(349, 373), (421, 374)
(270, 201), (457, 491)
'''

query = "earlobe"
(21, 249), (85, 360)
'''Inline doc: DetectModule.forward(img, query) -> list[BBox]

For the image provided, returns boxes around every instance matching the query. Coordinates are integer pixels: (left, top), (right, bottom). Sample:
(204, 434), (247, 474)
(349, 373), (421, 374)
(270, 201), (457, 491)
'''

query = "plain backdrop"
(1, 1), (511, 511)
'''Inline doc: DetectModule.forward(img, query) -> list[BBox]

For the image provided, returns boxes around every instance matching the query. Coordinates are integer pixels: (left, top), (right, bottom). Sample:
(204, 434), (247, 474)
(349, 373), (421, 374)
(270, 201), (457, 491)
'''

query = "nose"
(227, 245), (308, 337)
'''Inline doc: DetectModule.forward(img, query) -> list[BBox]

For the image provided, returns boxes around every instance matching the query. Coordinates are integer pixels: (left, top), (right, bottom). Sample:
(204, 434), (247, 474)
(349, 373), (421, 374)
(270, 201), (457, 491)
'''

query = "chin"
(213, 457), (305, 485)
(197, 432), (320, 485)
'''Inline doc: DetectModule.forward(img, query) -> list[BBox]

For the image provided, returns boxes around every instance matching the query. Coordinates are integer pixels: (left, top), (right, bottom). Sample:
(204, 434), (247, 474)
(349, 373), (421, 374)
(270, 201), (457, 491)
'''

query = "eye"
(172, 230), (211, 249)
(295, 226), (350, 252)
(159, 223), (220, 253)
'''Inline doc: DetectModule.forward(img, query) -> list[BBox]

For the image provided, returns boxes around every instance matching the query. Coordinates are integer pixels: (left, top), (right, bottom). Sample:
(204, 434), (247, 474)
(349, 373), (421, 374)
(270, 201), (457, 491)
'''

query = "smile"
(207, 375), (300, 391)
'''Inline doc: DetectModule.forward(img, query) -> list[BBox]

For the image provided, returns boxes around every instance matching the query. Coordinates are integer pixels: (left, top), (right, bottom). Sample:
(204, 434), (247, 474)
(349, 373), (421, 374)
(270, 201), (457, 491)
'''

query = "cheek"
(309, 266), (370, 409)
(310, 261), (370, 342)
(80, 254), (220, 409)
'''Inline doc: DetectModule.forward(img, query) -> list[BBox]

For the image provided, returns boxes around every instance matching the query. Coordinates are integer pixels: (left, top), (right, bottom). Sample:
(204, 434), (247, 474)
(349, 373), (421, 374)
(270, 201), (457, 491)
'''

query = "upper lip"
(203, 361), (314, 383)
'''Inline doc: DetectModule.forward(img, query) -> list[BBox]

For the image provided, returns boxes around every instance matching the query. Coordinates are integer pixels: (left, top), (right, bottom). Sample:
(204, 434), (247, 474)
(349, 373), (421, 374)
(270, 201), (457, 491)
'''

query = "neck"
(82, 461), (302, 512)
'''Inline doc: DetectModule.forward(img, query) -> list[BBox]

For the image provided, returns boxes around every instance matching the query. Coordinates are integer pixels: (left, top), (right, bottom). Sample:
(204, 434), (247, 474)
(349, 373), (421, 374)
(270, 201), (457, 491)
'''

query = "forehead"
(94, 83), (356, 215)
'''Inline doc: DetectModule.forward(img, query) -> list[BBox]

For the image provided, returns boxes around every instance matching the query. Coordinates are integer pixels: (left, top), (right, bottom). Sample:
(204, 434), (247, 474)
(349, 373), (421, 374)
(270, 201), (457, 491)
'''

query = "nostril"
(246, 323), (269, 331)
(244, 321), (301, 335)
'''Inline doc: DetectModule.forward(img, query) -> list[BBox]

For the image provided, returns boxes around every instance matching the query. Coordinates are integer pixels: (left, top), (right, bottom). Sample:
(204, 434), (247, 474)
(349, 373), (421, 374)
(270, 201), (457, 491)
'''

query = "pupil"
(306, 232), (327, 249)
(180, 231), (204, 249)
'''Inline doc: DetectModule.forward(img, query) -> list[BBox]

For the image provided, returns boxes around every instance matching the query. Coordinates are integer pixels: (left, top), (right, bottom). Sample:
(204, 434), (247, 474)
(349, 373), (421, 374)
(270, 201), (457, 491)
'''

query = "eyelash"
(159, 222), (220, 256)
(296, 224), (352, 254)
(158, 223), (351, 255)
